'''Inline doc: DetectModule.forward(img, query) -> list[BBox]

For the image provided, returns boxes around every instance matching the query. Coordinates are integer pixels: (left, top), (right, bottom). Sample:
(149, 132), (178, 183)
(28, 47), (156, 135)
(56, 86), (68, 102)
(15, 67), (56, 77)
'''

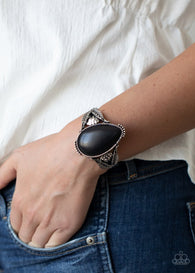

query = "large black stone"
(77, 123), (122, 157)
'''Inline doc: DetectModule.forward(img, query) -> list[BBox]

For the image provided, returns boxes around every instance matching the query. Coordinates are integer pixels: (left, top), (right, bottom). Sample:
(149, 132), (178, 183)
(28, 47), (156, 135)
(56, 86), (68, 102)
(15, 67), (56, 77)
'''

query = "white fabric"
(0, 0), (195, 181)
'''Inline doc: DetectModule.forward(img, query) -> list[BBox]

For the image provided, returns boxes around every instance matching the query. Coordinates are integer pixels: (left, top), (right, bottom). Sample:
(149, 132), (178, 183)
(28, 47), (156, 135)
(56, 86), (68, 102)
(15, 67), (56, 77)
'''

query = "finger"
(10, 207), (22, 235)
(0, 156), (17, 189)
(44, 229), (72, 248)
(18, 217), (40, 244)
(28, 225), (54, 248)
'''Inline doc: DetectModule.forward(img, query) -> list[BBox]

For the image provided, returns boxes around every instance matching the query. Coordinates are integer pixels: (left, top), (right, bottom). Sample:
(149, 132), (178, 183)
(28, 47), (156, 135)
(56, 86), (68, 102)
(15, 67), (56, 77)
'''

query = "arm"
(0, 43), (194, 248)
(99, 42), (195, 161)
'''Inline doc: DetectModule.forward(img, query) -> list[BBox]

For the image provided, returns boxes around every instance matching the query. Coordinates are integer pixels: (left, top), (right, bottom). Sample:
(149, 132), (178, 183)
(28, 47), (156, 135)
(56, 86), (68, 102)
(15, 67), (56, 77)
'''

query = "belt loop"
(125, 159), (138, 180)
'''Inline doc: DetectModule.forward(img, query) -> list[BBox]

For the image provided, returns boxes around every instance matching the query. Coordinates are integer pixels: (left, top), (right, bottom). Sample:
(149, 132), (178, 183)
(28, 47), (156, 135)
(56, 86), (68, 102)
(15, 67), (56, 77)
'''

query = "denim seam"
(137, 162), (186, 172)
(108, 164), (187, 185)
(98, 178), (114, 273)
(104, 177), (110, 231)
(98, 177), (108, 233)
(186, 202), (195, 245)
(107, 162), (186, 179)
(7, 223), (106, 257)
(5, 241), (106, 266)
(132, 163), (187, 180)
(7, 213), (91, 246)
(7, 215), (106, 257)
(102, 233), (115, 273)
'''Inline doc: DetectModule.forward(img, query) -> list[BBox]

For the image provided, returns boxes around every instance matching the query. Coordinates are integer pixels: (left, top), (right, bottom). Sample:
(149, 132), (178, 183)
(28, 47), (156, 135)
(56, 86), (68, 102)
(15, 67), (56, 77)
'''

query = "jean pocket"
(6, 199), (106, 258)
(4, 177), (111, 254)
(5, 209), (112, 272)
(186, 201), (195, 245)
(7, 209), (106, 256)
(1, 177), (115, 273)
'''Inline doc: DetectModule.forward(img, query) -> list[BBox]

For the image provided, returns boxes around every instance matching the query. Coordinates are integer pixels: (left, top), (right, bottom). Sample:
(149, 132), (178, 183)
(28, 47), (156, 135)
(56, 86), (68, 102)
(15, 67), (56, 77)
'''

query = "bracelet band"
(75, 108), (125, 169)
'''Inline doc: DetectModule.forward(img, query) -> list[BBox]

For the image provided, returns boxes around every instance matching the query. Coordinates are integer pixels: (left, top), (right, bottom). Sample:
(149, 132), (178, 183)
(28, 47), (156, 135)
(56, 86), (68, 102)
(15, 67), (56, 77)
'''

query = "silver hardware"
(86, 236), (95, 245)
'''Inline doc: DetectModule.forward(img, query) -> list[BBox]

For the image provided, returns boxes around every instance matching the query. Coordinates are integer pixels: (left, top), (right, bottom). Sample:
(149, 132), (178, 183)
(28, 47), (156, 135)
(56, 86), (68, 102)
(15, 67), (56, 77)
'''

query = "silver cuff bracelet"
(75, 108), (125, 169)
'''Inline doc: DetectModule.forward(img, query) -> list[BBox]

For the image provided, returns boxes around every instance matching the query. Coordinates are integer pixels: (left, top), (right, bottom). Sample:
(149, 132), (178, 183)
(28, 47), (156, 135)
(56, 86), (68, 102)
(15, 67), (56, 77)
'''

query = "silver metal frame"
(75, 108), (125, 169)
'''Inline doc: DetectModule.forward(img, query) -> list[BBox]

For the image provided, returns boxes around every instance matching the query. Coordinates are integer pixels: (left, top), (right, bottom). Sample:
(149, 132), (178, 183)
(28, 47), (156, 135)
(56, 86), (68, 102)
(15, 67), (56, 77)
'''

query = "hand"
(0, 117), (106, 248)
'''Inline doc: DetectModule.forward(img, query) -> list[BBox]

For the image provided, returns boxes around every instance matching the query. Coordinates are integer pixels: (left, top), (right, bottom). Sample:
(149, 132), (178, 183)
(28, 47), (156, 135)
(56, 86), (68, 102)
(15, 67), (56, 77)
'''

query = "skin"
(0, 42), (194, 248)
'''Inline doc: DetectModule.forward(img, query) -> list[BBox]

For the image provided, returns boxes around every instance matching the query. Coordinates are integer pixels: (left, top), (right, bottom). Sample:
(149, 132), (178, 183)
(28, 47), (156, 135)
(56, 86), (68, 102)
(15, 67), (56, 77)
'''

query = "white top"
(0, 0), (195, 182)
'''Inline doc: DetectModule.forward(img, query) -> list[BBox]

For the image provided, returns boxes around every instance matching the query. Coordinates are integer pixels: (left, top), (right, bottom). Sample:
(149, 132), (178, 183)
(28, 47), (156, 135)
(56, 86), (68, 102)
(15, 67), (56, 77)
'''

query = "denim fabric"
(0, 159), (195, 273)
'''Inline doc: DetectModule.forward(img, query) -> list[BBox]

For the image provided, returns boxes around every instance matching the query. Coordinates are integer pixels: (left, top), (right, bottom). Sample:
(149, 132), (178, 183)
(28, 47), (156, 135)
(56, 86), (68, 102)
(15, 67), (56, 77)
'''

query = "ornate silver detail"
(100, 152), (113, 162)
(81, 108), (109, 129)
(86, 116), (99, 126)
(118, 124), (126, 137)
(94, 148), (118, 169)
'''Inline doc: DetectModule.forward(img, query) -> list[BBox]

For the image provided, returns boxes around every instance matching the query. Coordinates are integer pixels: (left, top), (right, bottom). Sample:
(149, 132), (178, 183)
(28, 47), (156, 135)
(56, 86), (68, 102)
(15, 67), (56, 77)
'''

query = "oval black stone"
(77, 123), (122, 157)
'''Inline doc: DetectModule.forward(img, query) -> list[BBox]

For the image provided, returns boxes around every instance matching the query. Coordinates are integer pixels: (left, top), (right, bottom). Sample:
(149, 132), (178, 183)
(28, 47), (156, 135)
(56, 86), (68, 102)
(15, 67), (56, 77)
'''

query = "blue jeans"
(0, 159), (195, 272)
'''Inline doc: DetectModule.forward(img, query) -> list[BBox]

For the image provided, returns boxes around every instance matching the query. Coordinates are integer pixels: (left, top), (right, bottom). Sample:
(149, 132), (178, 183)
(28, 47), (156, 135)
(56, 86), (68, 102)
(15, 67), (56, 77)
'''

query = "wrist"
(58, 117), (107, 178)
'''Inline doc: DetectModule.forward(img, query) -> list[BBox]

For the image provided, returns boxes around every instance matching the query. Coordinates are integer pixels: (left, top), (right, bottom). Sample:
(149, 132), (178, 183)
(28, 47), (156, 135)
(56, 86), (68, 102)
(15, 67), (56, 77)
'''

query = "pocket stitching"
(7, 213), (105, 256)
(186, 202), (195, 245)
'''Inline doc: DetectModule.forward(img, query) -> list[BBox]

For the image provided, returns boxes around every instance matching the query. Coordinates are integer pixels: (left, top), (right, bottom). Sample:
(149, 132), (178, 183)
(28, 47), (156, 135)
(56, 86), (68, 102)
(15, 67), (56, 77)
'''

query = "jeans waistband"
(105, 158), (187, 185)
(0, 159), (188, 199)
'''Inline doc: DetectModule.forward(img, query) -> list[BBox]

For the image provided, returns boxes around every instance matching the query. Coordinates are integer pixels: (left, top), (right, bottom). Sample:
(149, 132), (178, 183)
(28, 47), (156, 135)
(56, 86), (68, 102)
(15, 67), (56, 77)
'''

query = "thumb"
(0, 156), (17, 189)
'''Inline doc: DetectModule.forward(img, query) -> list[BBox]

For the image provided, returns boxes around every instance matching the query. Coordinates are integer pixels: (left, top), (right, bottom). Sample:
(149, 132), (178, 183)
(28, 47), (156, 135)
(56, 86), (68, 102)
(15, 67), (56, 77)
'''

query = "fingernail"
(28, 241), (41, 248)
(44, 244), (56, 248)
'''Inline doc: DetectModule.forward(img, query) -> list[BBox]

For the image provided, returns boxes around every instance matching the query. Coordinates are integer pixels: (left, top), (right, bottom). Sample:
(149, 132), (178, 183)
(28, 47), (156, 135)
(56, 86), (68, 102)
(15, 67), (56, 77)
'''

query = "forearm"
(99, 43), (195, 161)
